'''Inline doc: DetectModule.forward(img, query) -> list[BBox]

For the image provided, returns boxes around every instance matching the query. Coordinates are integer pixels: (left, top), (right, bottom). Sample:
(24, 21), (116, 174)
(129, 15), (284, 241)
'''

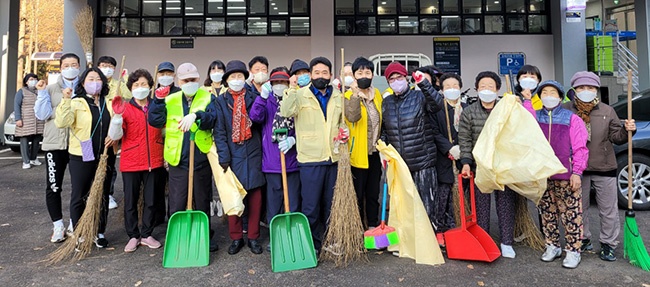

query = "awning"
(30, 52), (63, 61)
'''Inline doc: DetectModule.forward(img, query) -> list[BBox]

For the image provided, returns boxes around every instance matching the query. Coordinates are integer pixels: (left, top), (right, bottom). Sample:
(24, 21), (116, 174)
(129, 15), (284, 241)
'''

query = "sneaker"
(266, 243), (272, 253)
(210, 239), (219, 252)
(50, 226), (67, 243)
(210, 199), (217, 217)
(501, 244), (516, 258)
(94, 237), (109, 248)
(392, 251), (399, 257)
(22, 163), (31, 169)
(562, 251), (581, 269)
(436, 233), (446, 247)
(140, 236), (161, 249)
(66, 224), (74, 238)
(108, 195), (118, 210)
(599, 243), (616, 261)
(580, 239), (593, 252)
(216, 200), (224, 217)
(323, 243), (343, 256)
(540, 245), (562, 262)
(30, 159), (42, 166)
(124, 238), (140, 252)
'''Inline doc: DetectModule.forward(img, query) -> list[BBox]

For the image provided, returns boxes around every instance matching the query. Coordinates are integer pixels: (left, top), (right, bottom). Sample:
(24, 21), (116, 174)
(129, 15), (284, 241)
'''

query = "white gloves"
(278, 136), (296, 154)
(178, 113), (197, 132)
(261, 82), (272, 99)
(449, 145), (460, 160)
(107, 114), (123, 141)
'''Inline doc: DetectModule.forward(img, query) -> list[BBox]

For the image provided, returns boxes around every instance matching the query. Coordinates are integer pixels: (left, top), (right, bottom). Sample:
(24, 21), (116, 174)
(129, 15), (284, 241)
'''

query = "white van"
(368, 53), (432, 93)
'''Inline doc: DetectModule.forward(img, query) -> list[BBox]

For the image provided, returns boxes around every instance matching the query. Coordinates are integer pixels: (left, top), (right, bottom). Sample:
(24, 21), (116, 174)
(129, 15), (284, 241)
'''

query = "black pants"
(123, 168), (166, 239)
(154, 170), (169, 226)
(45, 150), (69, 222)
(351, 152), (382, 228)
(168, 165), (212, 217)
(69, 155), (114, 234)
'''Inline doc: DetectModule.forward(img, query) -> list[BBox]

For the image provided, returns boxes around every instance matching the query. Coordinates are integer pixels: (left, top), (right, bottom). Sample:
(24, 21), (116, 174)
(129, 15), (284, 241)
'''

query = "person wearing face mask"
(332, 62), (353, 92)
(34, 53), (80, 243)
(458, 71), (518, 259)
(107, 69), (166, 253)
(515, 65), (543, 110)
(202, 60), (226, 96)
(522, 80), (589, 268)
(14, 73), (45, 170)
(343, 57), (383, 230)
(289, 59), (311, 89)
(155, 62), (181, 94)
(280, 56), (348, 254)
(249, 67), (300, 252)
(381, 62), (444, 236)
(54, 67), (115, 248)
(148, 62), (219, 252)
(245, 56), (269, 95)
(562, 71), (636, 262)
(214, 60), (266, 255)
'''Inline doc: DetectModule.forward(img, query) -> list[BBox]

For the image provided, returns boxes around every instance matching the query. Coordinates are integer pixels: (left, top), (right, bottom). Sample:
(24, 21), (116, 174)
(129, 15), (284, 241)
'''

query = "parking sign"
(498, 52), (526, 75)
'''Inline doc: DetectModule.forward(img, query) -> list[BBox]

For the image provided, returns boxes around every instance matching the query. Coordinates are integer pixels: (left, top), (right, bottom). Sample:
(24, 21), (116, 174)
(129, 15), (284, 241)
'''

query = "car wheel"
(10, 146), (20, 152)
(617, 154), (650, 210)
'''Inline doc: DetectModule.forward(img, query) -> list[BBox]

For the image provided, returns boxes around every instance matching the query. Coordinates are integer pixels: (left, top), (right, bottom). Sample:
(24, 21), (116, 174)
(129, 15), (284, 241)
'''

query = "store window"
(97, 0), (310, 37)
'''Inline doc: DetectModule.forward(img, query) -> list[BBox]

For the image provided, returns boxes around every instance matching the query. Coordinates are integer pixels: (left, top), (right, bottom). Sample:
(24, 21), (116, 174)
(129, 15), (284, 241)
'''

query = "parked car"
(3, 112), (21, 152)
(612, 89), (650, 210)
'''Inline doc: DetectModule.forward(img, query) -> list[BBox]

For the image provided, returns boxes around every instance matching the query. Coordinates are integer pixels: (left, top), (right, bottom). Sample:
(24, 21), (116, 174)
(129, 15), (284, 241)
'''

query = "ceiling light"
(273, 7), (278, 10)
(271, 2), (276, 5)
(381, 1), (387, 4)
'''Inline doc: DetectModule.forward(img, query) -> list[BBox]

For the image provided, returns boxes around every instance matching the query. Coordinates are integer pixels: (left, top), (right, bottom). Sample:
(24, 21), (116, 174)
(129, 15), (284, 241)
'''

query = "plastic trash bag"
(207, 144), (247, 216)
(472, 94), (567, 205)
(377, 140), (445, 266)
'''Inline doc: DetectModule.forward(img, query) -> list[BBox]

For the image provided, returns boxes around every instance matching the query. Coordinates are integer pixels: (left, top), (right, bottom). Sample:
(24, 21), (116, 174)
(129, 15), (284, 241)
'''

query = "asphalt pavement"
(0, 147), (649, 287)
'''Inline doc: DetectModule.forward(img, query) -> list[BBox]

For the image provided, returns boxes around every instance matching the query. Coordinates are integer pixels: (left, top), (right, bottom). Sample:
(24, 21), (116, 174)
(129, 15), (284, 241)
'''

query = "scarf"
(574, 98), (598, 141)
(271, 95), (295, 142)
(446, 99), (463, 132)
(230, 89), (252, 143)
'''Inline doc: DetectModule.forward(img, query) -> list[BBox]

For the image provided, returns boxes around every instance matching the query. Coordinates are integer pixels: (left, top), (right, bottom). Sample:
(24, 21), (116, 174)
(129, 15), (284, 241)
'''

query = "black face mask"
(357, 77), (372, 89)
(312, 78), (330, 90)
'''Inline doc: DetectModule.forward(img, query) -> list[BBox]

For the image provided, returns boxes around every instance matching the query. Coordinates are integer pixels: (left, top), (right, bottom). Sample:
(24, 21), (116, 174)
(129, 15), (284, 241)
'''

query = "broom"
(321, 48), (367, 267)
(364, 161), (399, 249)
(443, 99), (464, 227)
(73, 5), (94, 67)
(623, 69), (650, 271)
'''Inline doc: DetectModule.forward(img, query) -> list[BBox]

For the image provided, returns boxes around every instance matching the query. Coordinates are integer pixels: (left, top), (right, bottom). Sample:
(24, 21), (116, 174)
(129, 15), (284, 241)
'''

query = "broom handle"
(116, 55), (126, 93)
(150, 64), (159, 99)
(627, 69), (633, 210)
(280, 151), (290, 213)
(187, 137), (195, 211)
(340, 48), (346, 122)
(505, 75), (512, 94)
(381, 182), (387, 224)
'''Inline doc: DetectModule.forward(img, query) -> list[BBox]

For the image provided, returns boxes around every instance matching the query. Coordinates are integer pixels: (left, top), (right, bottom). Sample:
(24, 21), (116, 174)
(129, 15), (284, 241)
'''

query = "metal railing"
(616, 31), (640, 92)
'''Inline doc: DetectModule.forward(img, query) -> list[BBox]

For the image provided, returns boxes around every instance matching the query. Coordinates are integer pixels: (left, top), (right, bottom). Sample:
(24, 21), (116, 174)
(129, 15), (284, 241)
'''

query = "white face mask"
(61, 67), (80, 80)
(228, 79), (245, 92)
(131, 87), (150, 100)
(100, 67), (115, 78)
(541, 96), (561, 109)
(210, 72), (224, 83)
(478, 90), (498, 103)
(253, 72), (268, 84)
(158, 75), (174, 87)
(272, 84), (288, 98)
(576, 90), (597, 103)
(443, 88), (461, 101)
(181, 82), (200, 96)
(344, 76), (355, 87)
(27, 79), (38, 88)
(519, 77), (538, 90)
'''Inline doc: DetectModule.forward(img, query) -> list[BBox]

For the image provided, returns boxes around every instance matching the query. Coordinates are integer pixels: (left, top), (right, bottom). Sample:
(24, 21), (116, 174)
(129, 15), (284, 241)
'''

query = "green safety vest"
(164, 89), (213, 166)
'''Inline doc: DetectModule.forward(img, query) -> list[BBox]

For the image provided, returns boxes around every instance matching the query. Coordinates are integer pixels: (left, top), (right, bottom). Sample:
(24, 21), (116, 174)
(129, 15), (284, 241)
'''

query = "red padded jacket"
(120, 99), (164, 172)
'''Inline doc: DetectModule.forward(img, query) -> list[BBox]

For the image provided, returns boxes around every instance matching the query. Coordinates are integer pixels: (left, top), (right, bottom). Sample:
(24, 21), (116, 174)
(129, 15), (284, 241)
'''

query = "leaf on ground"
(477, 281), (485, 286)
(467, 264), (474, 269)
(106, 247), (115, 251)
(642, 284), (650, 287)
(99, 268), (105, 272)
(1, 223), (10, 227)
(248, 269), (256, 275)
(33, 247), (43, 251)
(134, 280), (142, 287)
(0, 266), (3, 269)
(375, 251), (384, 255)
(398, 278), (404, 282)
(223, 273), (231, 278)
(149, 253), (156, 257)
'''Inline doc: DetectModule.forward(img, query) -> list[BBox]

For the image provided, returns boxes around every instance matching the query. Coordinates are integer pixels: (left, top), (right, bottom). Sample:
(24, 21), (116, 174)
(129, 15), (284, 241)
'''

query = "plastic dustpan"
(445, 174), (501, 262)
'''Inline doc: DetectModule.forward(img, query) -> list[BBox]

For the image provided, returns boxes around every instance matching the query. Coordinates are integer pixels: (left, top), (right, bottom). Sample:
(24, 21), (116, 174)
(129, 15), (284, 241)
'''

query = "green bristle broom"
(364, 161), (399, 249)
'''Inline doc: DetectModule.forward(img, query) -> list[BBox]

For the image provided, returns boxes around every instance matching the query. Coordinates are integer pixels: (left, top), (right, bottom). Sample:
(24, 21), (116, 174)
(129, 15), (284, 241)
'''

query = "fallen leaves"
(248, 269), (256, 275)
(1, 223), (10, 227)
(467, 264), (474, 269)
(33, 247), (43, 251)
(398, 278), (404, 282)
(375, 251), (384, 255)
(106, 247), (115, 251)
(134, 280), (142, 287)
(477, 281), (485, 286)
(149, 253), (156, 257)
(223, 273), (231, 278)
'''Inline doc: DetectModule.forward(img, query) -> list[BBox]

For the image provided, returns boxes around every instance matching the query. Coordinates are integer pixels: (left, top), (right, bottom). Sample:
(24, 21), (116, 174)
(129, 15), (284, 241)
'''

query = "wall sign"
(170, 38), (194, 49)
(498, 52), (526, 76)
(433, 37), (461, 75)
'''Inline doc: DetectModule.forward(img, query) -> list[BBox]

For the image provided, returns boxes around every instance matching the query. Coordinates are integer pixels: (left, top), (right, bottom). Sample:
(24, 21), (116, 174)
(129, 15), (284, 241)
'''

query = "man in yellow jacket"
(280, 56), (349, 253)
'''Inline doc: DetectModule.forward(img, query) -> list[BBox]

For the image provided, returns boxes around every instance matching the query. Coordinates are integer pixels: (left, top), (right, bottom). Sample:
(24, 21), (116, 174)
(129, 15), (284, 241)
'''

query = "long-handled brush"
(443, 99), (464, 227)
(364, 161), (399, 249)
(73, 5), (94, 67)
(623, 69), (650, 271)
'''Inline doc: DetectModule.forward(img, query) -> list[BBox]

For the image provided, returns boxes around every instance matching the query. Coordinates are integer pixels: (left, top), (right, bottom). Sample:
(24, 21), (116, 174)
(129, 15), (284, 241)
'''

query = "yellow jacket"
(107, 78), (131, 101)
(344, 88), (383, 169)
(531, 94), (542, 110)
(280, 84), (346, 164)
(55, 97), (114, 156)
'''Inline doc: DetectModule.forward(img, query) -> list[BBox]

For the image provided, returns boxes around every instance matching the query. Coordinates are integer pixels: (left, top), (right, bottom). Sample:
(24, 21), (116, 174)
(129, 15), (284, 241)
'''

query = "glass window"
(227, 0), (246, 16)
(205, 18), (226, 35)
(485, 15), (504, 33)
(250, 0), (266, 15)
(359, 0), (375, 14)
(443, 0), (459, 13)
(335, 0), (354, 15)
(226, 18), (246, 35)
(101, 18), (119, 35)
(270, 18), (287, 34)
(292, 0), (309, 14)
(485, 0), (502, 13)
(463, 0), (482, 14)
(123, 0), (139, 16)
(420, 17), (440, 33)
(378, 18), (397, 34)
(420, 0), (439, 14)
(441, 16), (461, 33)
(336, 17), (354, 34)
(270, 0), (288, 16)
(378, 0), (397, 15)
(529, 0), (546, 13)
(528, 14), (547, 33)
(165, 0), (182, 15)
(463, 16), (481, 33)
(506, 0), (525, 13)
(185, 0), (204, 16)
(163, 18), (183, 35)
(290, 17), (310, 35)
(101, 0), (120, 17)
(398, 16), (418, 34)
(185, 19), (204, 34)
(355, 16), (376, 34)
(248, 17), (268, 35)
(142, 0), (161, 16)
(207, 0), (224, 15)
(400, 0), (417, 14)
(142, 18), (161, 35)
(507, 14), (526, 32)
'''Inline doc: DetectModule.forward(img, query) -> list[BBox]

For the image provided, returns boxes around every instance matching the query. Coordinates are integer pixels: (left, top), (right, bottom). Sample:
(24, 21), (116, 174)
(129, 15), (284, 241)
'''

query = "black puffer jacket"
(458, 101), (494, 168)
(381, 80), (443, 172)
(432, 100), (468, 184)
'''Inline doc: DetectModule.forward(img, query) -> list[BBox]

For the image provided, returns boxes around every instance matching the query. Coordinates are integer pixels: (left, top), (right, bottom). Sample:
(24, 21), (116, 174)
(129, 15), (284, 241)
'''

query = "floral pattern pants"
(539, 179), (584, 252)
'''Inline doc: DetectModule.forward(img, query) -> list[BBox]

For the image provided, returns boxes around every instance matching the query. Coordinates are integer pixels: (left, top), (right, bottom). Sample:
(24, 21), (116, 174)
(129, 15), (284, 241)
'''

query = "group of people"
(18, 51), (636, 269)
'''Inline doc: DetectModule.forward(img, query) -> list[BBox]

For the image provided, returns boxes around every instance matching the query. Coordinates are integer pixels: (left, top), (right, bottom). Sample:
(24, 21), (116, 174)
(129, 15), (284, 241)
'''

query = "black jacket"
(381, 80), (443, 172)
(458, 101), (494, 168)
(432, 100), (468, 184)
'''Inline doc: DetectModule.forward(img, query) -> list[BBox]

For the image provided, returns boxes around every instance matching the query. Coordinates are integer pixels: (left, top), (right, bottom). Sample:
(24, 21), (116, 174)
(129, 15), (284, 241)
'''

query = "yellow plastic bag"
(472, 94), (567, 204)
(207, 144), (247, 216)
(376, 140), (445, 266)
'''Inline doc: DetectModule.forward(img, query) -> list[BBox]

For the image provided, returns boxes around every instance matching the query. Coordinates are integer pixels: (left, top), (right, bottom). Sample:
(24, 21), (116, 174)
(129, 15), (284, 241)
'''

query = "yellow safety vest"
(164, 89), (213, 166)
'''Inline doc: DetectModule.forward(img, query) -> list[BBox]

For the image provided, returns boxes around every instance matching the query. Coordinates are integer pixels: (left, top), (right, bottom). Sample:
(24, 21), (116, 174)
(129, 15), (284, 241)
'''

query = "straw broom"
(321, 48), (367, 267)
(73, 5), (94, 67)
(443, 100), (464, 227)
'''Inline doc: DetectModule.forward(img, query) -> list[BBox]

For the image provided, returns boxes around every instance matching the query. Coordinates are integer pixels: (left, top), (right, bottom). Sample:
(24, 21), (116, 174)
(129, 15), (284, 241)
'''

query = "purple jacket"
(249, 94), (299, 173)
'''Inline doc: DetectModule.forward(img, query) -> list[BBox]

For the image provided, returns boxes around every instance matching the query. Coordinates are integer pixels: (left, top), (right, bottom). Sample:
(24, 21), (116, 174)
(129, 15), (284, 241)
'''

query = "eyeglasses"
(388, 75), (405, 83)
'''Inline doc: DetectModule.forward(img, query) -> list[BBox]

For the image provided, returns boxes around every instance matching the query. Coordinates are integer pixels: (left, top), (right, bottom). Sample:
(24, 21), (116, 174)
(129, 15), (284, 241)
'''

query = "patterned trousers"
(539, 179), (584, 252)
